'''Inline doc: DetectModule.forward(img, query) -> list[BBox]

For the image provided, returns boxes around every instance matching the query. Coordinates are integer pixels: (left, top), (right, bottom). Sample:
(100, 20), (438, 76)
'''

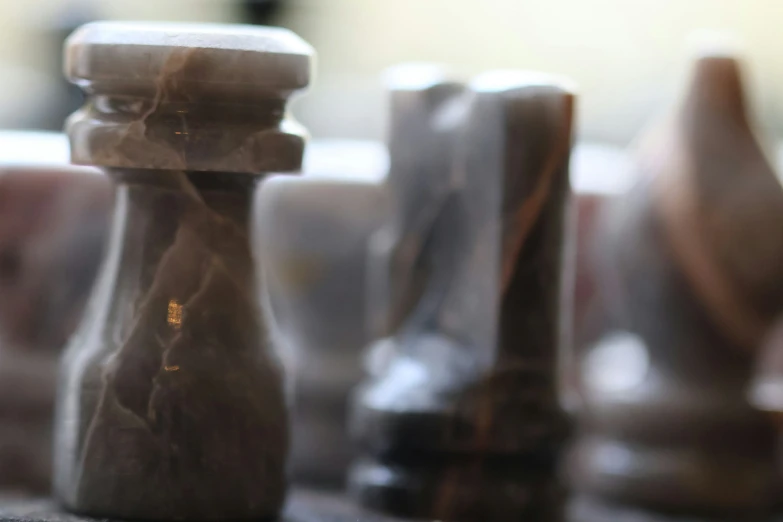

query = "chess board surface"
(3, 493), (782, 522)
(567, 495), (775, 522)
(0, 491), (408, 522)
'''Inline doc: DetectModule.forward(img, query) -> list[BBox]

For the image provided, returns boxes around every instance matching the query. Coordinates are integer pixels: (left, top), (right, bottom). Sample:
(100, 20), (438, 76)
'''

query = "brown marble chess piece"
(52, 22), (313, 520)
(349, 69), (575, 521)
(0, 160), (111, 495)
(566, 52), (783, 521)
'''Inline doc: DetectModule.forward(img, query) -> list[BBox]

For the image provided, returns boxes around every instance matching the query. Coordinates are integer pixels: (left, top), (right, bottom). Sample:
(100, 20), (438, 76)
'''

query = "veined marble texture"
(53, 22), (313, 520)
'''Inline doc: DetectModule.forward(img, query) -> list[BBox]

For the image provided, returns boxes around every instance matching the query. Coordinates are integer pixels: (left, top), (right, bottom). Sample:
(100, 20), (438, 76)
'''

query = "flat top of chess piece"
(65, 21), (313, 173)
(66, 21), (312, 99)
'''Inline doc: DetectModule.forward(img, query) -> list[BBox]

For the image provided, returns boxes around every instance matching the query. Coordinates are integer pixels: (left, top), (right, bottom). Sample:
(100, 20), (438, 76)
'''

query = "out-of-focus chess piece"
(52, 22), (313, 520)
(753, 319), (783, 480)
(349, 67), (575, 521)
(566, 50), (783, 521)
(255, 139), (388, 488)
(0, 131), (112, 495)
(561, 144), (635, 413)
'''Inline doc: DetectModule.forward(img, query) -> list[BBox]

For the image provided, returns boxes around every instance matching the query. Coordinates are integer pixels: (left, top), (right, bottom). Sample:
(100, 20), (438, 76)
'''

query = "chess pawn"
(566, 52), (783, 520)
(254, 139), (387, 488)
(350, 70), (575, 521)
(52, 22), (313, 520)
(0, 161), (110, 494)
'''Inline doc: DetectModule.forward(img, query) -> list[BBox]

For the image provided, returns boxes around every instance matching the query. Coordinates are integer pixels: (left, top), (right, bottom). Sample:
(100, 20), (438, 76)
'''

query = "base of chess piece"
(0, 490), (407, 522)
(349, 456), (563, 522)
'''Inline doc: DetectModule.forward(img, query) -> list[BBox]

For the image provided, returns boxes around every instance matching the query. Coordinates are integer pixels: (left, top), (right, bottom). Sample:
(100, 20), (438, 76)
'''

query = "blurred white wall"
(0, 0), (239, 129)
(2, 0), (783, 146)
(0, 0), (237, 68)
(281, 0), (783, 147)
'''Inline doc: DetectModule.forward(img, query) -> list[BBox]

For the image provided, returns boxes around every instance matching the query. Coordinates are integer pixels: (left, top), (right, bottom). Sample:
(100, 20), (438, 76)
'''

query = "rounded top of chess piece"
(64, 21), (314, 174)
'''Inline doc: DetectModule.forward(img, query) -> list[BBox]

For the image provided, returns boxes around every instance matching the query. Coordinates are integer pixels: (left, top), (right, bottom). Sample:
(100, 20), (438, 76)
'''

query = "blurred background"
(3, 0), (783, 146)
(3, 0), (783, 506)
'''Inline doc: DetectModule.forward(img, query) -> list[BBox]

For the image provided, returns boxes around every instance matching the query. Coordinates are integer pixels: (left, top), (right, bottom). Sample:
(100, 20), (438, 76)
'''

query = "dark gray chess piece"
(350, 69), (575, 521)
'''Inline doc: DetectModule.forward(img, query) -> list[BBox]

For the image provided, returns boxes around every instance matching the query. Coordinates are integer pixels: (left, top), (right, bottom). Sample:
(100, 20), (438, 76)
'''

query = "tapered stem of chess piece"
(566, 51), (783, 521)
(350, 69), (575, 521)
(52, 22), (312, 520)
(364, 64), (465, 341)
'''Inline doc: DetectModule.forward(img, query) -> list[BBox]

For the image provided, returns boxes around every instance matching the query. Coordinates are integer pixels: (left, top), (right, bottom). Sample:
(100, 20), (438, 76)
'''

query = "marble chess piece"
(566, 50), (783, 522)
(350, 68), (575, 522)
(52, 21), (313, 520)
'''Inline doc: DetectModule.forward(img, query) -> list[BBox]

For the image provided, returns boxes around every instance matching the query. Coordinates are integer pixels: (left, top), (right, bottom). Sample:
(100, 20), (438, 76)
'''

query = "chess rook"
(52, 22), (313, 520)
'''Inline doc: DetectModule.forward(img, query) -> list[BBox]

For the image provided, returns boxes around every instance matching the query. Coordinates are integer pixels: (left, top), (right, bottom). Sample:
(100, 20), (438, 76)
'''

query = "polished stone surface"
(0, 491), (408, 522)
(349, 66), (575, 521)
(53, 22), (313, 520)
(567, 496), (770, 522)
